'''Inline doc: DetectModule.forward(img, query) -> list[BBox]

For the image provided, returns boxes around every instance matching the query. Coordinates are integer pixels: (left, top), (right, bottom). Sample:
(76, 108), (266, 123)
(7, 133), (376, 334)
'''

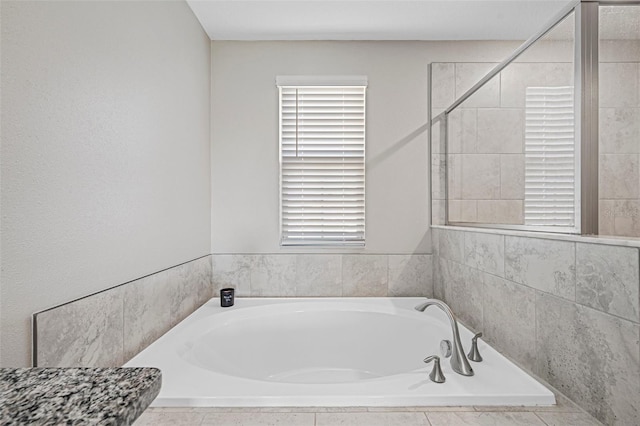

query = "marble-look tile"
(439, 258), (483, 331)
(448, 154), (463, 200)
(295, 255), (342, 296)
(317, 412), (429, 426)
(476, 200), (523, 225)
(201, 412), (315, 426)
(432, 63), (456, 108)
(535, 412), (602, 426)
(36, 287), (124, 367)
(599, 108), (640, 154)
(476, 109), (524, 154)
(599, 63), (640, 108)
(432, 155), (446, 200)
(599, 40), (640, 63)
(461, 200), (478, 222)
(448, 108), (478, 154)
(500, 154), (524, 199)
(251, 254), (297, 296)
(170, 257), (213, 327)
(432, 114), (446, 155)
(433, 257), (445, 301)
(449, 200), (478, 223)
(368, 406), (476, 412)
(432, 199), (446, 226)
(307, 407), (368, 413)
(456, 265), (484, 331)
(500, 62), (573, 108)
(455, 63), (501, 108)
(123, 271), (174, 362)
(388, 255), (433, 297)
(448, 200), (462, 223)
(439, 228), (465, 263)
(599, 154), (639, 199)
(536, 292), (640, 426)
(600, 199), (640, 238)
(134, 411), (205, 426)
(464, 232), (505, 277)
(432, 228), (440, 258)
(505, 236), (575, 300)
(598, 200), (615, 237)
(611, 200), (640, 238)
(576, 243), (640, 322)
(440, 258), (463, 302)
(211, 254), (252, 296)
(427, 411), (545, 425)
(483, 274), (536, 371)
(473, 390), (581, 413)
(343, 255), (388, 297)
(461, 154), (501, 200)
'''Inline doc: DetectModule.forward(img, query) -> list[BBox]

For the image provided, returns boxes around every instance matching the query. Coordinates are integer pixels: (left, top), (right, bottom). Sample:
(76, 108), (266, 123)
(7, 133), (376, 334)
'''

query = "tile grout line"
(533, 411), (551, 426)
(422, 411), (433, 426)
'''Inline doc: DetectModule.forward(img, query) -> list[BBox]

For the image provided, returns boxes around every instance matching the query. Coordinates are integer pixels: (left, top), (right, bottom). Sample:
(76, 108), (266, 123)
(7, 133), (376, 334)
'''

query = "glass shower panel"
(444, 11), (576, 228)
(598, 5), (640, 237)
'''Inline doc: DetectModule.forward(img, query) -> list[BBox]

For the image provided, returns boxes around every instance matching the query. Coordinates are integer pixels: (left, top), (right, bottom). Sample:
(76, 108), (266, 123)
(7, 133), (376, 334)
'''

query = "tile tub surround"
(33, 255), (212, 367)
(211, 253), (433, 298)
(0, 367), (161, 426)
(432, 226), (640, 425)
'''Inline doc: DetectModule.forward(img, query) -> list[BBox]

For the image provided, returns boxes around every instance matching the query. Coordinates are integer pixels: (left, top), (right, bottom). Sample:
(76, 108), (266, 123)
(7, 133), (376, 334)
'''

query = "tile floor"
(135, 392), (603, 425)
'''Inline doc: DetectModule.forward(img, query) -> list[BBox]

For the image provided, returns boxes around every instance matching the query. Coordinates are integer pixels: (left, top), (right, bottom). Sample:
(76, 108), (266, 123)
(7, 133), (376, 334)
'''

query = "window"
(524, 86), (576, 227)
(277, 76), (367, 246)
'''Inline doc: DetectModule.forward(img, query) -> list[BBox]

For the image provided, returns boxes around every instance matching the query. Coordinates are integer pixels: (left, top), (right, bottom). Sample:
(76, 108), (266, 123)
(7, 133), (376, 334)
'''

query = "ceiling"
(186, 0), (576, 41)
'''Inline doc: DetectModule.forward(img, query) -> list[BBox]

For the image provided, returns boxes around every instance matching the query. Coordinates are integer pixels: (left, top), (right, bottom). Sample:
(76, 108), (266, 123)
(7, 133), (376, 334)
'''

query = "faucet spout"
(415, 299), (474, 377)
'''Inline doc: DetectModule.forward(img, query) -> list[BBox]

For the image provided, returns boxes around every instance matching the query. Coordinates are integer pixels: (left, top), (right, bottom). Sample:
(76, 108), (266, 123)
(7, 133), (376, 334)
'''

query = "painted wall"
(210, 41), (524, 255)
(0, 0), (211, 367)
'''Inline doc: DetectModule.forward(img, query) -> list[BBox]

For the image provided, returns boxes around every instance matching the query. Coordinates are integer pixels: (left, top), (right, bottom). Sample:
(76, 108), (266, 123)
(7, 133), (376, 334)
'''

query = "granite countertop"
(0, 367), (161, 426)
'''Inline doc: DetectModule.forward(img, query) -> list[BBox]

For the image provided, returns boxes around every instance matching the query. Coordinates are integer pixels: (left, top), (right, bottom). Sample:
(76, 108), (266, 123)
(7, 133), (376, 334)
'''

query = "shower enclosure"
(430, 0), (640, 238)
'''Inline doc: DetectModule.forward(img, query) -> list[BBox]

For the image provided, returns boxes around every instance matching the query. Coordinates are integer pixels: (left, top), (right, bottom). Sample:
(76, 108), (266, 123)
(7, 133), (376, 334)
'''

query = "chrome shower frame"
(429, 0), (640, 236)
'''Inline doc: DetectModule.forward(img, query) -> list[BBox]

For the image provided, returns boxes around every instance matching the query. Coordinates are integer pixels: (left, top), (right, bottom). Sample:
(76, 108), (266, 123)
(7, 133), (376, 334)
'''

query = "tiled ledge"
(432, 224), (640, 249)
(211, 253), (433, 298)
(432, 226), (640, 425)
(33, 256), (212, 367)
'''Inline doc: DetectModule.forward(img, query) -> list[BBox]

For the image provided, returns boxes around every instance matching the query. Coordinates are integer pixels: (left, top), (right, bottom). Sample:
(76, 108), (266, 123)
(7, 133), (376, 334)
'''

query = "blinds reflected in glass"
(524, 86), (576, 227)
(279, 83), (366, 245)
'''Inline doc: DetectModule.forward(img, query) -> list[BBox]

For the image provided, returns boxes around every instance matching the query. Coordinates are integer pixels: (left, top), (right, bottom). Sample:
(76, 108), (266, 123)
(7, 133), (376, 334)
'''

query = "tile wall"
(211, 254), (433, 298)
(33, 256), (212, 367)
(431, 60), (573, 226)
(598, 41), (640, 237)
(432, 40), (640, 238)
(432, 226), (640, 425)
(33, 253), (432, 367)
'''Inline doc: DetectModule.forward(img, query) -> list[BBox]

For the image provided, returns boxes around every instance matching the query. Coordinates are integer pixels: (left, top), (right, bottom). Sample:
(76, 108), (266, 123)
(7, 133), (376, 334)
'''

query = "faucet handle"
(423, 355), (446, 383)
(467, 332), (483, 362)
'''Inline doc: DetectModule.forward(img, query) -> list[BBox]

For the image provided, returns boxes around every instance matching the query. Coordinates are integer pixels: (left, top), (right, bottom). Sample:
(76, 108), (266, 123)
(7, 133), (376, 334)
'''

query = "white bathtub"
(125, 297), (555, 407)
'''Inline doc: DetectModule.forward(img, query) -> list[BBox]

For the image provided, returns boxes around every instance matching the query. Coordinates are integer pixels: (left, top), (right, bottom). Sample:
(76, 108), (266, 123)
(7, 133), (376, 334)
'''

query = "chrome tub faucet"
(415, 299), (474, 377)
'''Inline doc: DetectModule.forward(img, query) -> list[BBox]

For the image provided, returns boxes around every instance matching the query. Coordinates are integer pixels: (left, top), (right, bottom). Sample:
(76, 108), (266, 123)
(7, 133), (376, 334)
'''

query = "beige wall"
(0, 1), (211, 367)
(210, 41), (523, 255)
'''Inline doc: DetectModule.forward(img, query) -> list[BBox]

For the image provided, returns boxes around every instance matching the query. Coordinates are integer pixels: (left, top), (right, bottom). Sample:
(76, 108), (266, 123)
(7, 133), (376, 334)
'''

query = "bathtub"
(125, 297), (555, 407)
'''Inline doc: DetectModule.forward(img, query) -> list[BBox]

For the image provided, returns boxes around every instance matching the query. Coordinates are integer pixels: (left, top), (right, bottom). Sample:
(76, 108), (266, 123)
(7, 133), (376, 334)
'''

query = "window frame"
(277, 76), (368, 247)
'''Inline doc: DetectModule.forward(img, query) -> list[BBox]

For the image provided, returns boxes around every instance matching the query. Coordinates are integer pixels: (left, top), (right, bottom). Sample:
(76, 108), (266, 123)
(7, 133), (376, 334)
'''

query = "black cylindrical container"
(220, 288), (235, 307)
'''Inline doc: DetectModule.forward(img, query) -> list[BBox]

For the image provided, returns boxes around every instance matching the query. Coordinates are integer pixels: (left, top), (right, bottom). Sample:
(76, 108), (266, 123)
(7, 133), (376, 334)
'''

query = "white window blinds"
(278, 76), (367, 246)
(524, 86), (576, 227)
